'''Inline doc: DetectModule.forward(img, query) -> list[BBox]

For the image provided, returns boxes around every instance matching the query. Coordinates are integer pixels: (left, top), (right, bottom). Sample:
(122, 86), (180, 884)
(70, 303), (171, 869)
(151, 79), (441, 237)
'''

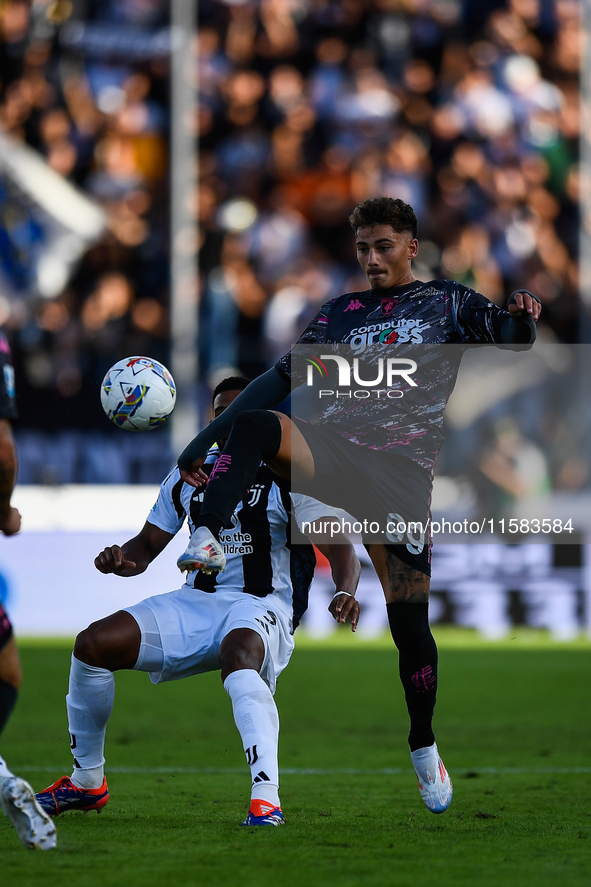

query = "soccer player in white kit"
(36, 378), (360, 826)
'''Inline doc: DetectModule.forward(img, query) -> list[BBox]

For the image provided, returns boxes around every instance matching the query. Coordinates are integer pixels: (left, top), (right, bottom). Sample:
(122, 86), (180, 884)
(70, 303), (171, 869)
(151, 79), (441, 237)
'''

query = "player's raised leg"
(219, 628), (284, 826)
(367, 545), (452, 813)
(36, 611), (141, 816)
(177, 411), (315, 574)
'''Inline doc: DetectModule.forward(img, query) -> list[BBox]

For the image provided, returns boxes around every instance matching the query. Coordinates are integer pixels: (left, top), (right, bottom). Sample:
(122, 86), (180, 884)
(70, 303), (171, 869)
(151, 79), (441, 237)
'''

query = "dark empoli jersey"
(0, 333), (18, 422)
(276, 279), (512, 475)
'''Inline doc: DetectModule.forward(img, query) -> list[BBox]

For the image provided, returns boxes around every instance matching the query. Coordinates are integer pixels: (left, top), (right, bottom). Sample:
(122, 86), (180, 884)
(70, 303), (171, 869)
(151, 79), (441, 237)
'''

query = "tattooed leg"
(367, 544), (430, 603)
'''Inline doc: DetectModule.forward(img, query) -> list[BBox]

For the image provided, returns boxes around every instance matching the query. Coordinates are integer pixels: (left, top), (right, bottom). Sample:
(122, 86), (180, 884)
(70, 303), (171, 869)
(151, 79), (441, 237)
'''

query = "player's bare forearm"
(316, 536), (361, 596)
(95, 522), (173, 576)
(315, 533), (361, 631)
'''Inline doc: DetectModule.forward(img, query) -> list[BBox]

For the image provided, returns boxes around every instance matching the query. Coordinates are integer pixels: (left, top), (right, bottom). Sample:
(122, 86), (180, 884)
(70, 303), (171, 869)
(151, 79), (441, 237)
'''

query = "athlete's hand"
(95, 545), (137, 575)
(179, 459), (208, 489)
(508, 291), (541, 322)
(0, 505), (21, 536)
(328, 592), (360, 632)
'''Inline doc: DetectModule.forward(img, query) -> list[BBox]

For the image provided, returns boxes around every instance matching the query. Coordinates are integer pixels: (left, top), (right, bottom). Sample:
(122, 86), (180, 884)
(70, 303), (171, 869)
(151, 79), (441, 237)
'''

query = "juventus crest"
(246, 484), (265, 507)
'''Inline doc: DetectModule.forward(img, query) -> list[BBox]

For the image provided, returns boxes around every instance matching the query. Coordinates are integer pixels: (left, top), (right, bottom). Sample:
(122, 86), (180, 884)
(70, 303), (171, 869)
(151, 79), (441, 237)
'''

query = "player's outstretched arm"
(177, 367), (291, 478)
(314, 528), (361, 633)
(95, 522), (174, 576)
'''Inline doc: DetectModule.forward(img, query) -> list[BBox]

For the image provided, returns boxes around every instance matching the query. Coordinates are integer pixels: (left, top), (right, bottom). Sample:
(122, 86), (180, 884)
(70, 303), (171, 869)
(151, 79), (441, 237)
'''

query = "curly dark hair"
(349, 197), (418, 239)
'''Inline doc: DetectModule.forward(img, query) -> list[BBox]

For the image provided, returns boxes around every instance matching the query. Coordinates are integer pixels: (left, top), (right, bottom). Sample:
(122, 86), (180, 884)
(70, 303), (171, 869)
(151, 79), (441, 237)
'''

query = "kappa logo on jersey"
(381, 297), (398, 316)
(246, 484), (265, 507)
(344, 298), (366, 312)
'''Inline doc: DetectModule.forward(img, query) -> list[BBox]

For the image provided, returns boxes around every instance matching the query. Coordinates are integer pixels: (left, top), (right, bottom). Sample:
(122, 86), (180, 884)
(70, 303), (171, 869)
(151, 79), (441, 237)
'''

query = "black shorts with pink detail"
(290, 416), (432, 577)
(0, 601), (13, 652)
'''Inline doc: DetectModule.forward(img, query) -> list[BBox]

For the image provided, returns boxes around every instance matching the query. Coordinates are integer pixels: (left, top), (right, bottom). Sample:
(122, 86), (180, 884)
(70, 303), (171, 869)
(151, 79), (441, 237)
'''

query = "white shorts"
(124, 587), (295, 693)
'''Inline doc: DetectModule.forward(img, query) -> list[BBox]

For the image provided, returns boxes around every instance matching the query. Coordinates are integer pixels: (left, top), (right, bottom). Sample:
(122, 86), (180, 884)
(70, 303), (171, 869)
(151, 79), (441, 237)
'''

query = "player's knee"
(218, 630), (265, 679)
(74, 622), (110, 667)
(219, 645), (259, 675)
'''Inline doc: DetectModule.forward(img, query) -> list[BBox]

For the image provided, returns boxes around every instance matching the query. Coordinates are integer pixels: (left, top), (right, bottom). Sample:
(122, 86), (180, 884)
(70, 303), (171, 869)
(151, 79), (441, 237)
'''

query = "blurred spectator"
(0, 0), (586, 489)
(472, 418), (551, 523)
(0, 3), (169, 411)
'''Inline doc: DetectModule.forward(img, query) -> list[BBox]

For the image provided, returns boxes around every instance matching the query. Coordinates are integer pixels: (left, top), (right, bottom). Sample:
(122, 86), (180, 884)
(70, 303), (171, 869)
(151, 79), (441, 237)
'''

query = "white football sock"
(224, 668), (280, 808)
(0, 754), (13, 780)
(66, 655), (114, 789)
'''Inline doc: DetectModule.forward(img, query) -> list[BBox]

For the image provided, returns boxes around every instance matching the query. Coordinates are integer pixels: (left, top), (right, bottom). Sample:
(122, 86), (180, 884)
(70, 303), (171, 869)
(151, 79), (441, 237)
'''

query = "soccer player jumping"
(175, 197), (542, 815)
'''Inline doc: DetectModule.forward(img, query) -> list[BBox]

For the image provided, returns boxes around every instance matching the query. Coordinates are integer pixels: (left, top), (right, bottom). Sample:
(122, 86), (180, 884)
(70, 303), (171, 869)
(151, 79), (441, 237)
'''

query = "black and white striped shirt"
(147, 452), (334, 629)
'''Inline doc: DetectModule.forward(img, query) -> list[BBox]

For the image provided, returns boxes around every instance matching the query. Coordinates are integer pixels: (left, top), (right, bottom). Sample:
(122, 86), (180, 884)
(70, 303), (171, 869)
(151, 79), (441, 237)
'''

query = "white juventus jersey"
(147, 449), (335, 627)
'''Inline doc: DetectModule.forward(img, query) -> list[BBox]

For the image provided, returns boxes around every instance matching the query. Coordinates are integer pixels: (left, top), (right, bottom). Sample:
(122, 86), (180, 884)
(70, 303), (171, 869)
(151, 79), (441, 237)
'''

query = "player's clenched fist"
(94, 545), (137, 575)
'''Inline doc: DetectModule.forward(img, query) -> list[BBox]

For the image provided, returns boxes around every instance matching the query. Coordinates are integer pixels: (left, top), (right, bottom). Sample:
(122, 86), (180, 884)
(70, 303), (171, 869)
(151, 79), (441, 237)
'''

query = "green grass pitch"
(1, 630), (590, 887)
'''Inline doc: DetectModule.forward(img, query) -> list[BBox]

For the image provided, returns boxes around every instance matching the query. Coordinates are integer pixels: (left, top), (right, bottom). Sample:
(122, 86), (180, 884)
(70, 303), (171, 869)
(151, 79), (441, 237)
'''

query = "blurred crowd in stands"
(0, 0), (585, 485)
(196, 0), (580, 381)
(0, 0), (170, 442)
